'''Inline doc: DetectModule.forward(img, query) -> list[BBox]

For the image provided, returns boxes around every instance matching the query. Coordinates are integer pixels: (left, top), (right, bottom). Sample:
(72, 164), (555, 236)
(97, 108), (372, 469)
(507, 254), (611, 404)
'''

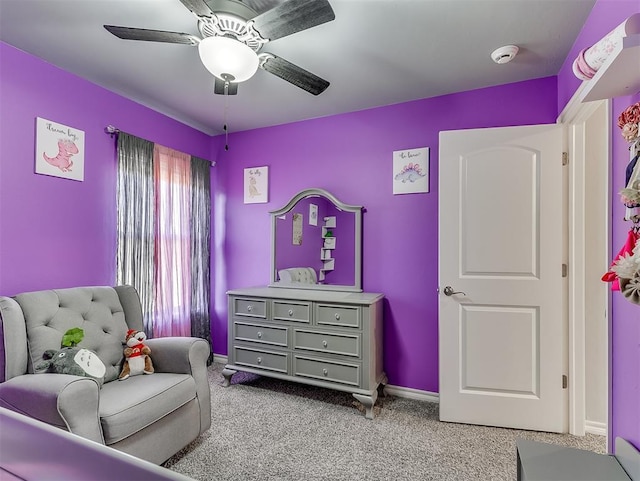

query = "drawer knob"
(257, 331), (262, 338)
(257, 357), (262, 364)
(288, 309), (293, 316)
(335, 313), (340, 320)
(323, 368), (328, 376)
(322, 340), (328, 348)
(247, 305), (253, 312)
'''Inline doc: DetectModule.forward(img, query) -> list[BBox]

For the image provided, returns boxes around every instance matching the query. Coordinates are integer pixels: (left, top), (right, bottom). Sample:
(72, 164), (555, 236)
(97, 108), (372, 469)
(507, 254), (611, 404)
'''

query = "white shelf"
(323, 216), (336, 228)
(323, 238), (336, 249)
(321, 259), (335, 272)
(580, 34), (640, 102)
(320, 216), (337, 279)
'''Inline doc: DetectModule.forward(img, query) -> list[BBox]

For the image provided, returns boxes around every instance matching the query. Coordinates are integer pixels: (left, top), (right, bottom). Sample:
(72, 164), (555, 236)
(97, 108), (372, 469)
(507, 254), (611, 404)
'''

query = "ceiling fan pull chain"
(224, 87), (230, 151)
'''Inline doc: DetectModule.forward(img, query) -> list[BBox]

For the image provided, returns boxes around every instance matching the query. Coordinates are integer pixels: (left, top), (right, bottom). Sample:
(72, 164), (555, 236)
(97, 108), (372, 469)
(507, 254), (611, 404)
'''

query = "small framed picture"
(393, 147), (429, 195)
(309, 204), (318, 226)
(35, 117), (85, 181)
(292, 213), (303, 245)
(244, 166), (269, 204)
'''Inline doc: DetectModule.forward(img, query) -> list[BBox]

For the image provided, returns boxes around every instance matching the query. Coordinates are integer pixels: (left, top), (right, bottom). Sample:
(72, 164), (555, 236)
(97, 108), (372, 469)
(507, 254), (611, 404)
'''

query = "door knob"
(443, 286), (466, 296)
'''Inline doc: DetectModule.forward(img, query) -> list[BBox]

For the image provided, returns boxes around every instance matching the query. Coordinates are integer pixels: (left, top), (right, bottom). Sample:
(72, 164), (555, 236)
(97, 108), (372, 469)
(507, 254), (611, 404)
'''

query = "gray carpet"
(164, 362), (606, 480)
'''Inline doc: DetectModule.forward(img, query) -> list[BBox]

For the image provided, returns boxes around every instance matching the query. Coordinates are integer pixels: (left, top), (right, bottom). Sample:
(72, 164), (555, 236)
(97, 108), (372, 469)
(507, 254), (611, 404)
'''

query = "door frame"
(557, 86), (611, 439)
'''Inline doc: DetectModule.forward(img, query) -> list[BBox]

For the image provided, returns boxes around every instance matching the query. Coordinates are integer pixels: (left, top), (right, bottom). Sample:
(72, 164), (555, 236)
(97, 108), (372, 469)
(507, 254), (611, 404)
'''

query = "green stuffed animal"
(36, 328), (106, 385)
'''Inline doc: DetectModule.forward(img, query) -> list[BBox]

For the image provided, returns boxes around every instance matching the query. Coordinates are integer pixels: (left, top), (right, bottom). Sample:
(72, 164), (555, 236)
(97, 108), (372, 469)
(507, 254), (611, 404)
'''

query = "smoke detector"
(491, 45), (519, 64)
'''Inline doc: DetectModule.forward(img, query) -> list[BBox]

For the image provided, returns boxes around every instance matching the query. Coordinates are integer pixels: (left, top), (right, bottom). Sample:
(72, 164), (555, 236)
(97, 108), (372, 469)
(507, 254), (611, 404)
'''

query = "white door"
(438, 124), (567, 433)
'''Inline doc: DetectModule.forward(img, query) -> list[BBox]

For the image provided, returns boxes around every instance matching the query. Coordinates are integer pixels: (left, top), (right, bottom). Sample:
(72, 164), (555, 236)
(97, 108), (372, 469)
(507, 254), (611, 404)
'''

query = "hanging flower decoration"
(618, 102), (640, 139)
(618, 102), (640, 208)
(621, 123), (639, 143)
(612, 241), (640, 306)
(620, 187), (640, 206)
(612, 243), (640, 280)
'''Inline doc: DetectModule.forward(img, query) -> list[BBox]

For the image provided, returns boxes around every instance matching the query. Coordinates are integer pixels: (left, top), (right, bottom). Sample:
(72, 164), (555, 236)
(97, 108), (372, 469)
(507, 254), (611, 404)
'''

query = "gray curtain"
(190, 156), (212, 363)
(116, 132), (156, 337)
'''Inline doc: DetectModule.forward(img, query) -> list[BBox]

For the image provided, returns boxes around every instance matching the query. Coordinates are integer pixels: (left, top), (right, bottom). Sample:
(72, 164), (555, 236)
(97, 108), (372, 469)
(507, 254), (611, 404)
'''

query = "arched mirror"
(269, 188), (363, 292)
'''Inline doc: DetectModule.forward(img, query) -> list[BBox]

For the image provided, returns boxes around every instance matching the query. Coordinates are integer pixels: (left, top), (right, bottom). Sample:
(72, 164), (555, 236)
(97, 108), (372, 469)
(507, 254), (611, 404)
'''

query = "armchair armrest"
(145, 337), (210, 375)
(145, 337), (211, 432)
(0, 373), (103, 444)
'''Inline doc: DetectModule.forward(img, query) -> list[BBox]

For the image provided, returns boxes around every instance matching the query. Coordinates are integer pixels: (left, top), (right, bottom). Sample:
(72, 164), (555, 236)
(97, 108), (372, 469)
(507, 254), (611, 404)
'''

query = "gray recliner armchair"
(0, 285), (211, 465)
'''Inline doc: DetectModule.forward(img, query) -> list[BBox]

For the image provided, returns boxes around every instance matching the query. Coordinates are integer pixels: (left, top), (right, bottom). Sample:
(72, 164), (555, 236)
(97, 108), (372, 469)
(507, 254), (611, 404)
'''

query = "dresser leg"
(221, 367), (236, 387)
(353, 391), (378, 419)
(377, 374), (388, 398)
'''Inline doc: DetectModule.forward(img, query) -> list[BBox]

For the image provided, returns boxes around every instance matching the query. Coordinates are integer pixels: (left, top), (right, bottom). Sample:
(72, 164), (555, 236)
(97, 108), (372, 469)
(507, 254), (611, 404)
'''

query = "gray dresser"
(222, 287), (385, 418)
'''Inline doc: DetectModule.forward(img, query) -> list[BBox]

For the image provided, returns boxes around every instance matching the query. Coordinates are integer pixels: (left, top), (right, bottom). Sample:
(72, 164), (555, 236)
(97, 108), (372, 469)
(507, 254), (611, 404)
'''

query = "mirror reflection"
(270, 188), (363, 292)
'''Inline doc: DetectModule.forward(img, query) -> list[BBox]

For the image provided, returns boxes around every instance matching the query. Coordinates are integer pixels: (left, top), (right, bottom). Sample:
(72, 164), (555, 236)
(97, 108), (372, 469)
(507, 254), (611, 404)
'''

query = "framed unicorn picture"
(35, 117), (85, 181)
(392, 147), (429, 194)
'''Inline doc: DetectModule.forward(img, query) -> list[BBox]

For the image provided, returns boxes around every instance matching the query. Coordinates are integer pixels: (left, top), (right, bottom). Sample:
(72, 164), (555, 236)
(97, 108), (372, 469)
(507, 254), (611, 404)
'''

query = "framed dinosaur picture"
(35, 117), (85, 181)
(392, 147), (429, 195)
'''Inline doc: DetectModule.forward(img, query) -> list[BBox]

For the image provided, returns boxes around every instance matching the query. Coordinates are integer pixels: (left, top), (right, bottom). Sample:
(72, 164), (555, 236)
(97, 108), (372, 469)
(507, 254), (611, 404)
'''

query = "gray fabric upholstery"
(100, 373), (195, 444)
(0, 285), (211, 464)
(114, 285), (145, 333)
(146, 336), (212, 433)
(15, 287), (128, 383)
(0, 297), (28, 382)
(112, 399), (202, 465)
(0, 373), (103, 443)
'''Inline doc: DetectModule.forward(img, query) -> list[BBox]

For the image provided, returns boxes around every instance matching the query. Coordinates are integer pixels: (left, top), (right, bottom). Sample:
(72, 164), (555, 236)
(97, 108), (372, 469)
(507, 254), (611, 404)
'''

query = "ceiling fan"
(104, 0), (335, 96)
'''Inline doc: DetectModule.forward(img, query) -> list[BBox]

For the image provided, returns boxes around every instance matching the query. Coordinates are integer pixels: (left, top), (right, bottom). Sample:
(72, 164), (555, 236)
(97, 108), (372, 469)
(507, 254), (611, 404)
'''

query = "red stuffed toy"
(119, 329), (154, 380)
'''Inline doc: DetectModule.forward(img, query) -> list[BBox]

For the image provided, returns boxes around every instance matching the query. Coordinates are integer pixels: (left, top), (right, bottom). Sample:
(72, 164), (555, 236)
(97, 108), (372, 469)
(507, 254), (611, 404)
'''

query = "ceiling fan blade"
(104, 25), (198, 45)
(260, 54), (329, 95)
(250, 0), (335, 41)
(178, 0), (214, 17)
(214, 77), (239, 95)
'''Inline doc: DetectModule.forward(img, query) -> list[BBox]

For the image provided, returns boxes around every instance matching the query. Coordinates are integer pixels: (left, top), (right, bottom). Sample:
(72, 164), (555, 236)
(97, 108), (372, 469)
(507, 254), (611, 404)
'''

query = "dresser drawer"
(233, 297), (267, 319)
(234, 322), (288, 347)
(272, 300), (311, 323)
(234, 347), (288, 373)
(293, 356), (360, 386)
(316, 304), (360, 328)
(293, 329), (360, 357)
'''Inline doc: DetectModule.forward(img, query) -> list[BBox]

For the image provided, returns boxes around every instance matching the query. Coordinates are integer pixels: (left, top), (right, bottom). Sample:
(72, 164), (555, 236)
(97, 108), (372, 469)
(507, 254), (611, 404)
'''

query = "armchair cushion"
(14, 287), (129, 383)
(99, 373), (195, 444)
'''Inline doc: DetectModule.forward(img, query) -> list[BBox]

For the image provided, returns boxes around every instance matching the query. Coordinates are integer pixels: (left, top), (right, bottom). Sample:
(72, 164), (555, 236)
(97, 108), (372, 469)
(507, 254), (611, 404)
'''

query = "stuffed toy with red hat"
(118, 329), (154, 380)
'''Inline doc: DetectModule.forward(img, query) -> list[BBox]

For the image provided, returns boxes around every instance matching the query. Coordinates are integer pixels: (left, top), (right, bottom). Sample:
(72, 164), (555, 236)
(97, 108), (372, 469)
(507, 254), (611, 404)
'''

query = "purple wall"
(0, 42), (212, 297)
(557, 0), (640, 452)
(275, 196), (325, 276)
(3, 3), (636, 451)
(215, 76), (558, 390)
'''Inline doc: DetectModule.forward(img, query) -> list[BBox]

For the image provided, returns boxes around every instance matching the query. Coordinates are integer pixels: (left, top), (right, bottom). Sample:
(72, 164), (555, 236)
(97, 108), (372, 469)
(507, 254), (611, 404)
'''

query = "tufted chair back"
(6, 286), (144, 383)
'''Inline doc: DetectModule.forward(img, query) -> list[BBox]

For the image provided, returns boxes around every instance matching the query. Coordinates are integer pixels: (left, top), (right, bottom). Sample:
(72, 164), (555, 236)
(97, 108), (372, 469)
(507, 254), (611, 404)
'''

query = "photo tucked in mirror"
(270, 189), (362, 292)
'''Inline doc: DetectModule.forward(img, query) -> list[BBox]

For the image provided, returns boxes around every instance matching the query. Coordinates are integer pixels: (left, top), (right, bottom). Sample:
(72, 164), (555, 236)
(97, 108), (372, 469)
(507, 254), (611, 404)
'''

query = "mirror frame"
(269, 188), (363, 292)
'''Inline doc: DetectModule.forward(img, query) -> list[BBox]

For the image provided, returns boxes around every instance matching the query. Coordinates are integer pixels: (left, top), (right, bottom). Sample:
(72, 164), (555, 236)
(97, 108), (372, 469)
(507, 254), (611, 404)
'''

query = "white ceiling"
(0, 0), (596, 135)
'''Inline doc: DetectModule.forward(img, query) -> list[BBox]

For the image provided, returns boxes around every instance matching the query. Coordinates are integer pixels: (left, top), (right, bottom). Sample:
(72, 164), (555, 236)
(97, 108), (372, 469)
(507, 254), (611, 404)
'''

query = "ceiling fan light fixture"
(198, 36), (259, 83)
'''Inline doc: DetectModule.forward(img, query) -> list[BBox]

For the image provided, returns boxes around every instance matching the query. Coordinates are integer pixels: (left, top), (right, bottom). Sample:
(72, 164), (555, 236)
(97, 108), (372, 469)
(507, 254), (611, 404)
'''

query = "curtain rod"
(104, 125), (216, 166)
(105, 125), (120, 137)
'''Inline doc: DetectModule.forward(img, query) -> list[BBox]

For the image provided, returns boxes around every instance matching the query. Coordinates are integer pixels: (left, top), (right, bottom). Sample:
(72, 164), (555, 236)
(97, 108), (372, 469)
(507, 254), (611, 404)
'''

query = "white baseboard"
(211, 356), (439, 404)
(584, 420), (607, 436)
(384, 384), (439, 403)
(213, 354), (228, 365)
